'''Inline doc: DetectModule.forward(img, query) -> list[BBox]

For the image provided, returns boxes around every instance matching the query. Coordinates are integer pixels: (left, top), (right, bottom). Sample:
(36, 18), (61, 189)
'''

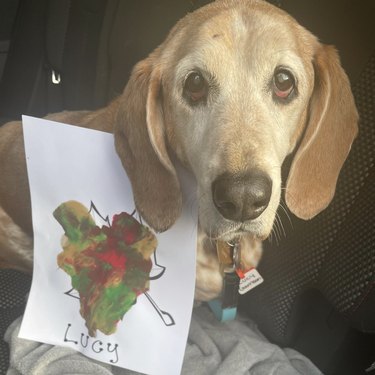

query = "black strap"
(93, 0), (120, 108)
(222, 272), (240, 309)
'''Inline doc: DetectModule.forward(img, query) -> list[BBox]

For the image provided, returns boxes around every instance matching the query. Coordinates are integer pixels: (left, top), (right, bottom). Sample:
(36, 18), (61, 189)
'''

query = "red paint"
(95, 248), (127, 269)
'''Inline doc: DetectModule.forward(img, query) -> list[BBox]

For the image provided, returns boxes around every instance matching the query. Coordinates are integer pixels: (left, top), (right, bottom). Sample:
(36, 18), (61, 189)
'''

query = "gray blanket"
(5, 305), (322, 375)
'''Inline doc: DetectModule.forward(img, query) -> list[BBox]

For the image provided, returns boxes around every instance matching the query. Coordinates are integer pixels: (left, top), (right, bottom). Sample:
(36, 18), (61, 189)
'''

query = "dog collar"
(208, 241), (241, 321)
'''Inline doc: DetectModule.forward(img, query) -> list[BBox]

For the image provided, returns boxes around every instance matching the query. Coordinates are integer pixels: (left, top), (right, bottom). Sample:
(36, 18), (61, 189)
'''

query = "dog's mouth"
(196, 187), (277, 246)
(212, 228), (245, 243)
(203, 221), (267, 243)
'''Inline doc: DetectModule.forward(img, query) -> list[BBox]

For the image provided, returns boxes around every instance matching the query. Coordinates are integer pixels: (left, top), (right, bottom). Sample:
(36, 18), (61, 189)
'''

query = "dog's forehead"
(165, 2), (315, 80)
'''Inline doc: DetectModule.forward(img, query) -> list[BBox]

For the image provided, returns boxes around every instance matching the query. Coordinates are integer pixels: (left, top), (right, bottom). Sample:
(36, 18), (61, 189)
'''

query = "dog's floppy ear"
(114, 53), (182, 232)
(285, 45), (358, 220)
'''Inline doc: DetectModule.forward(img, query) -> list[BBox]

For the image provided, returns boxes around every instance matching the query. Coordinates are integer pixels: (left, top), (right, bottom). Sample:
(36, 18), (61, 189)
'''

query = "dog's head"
(114, 0), (358, 243)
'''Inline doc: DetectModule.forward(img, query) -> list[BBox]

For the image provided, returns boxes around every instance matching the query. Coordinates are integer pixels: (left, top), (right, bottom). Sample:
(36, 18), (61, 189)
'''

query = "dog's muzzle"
(212, 169), (272, 222)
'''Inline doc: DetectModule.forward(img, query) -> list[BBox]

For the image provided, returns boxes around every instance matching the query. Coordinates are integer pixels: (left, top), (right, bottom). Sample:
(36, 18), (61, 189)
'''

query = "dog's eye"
(273, 69), (295, 99)
(184, 72), (208, 104)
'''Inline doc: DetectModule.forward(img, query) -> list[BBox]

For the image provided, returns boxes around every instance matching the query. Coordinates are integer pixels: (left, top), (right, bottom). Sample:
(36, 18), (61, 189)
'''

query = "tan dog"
(0, 0), (358, 301)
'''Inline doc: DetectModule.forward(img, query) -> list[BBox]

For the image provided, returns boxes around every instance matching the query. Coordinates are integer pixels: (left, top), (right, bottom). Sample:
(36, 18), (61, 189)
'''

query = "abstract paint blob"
(53, 201), (157, 337)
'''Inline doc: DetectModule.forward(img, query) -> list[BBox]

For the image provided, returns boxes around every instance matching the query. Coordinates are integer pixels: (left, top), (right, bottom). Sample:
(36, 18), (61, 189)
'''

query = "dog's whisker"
(273, 219), (281, 245)
(275, 206), (288, 242)
(268, 227), (274, 245)
(270, 226), (279, 246)
(270, 231), (274, 245)
(279, 201), (293, 230)
(273, 214), (281, 240)
(276, 212), (286, 240)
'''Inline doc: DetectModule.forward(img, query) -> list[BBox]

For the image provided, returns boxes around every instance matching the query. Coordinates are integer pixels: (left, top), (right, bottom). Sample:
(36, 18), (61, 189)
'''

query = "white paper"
(19, 116), (197, 375)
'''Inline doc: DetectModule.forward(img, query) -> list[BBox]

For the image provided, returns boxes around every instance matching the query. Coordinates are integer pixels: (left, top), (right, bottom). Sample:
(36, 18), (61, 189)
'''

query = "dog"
(0, 0), (358, 301)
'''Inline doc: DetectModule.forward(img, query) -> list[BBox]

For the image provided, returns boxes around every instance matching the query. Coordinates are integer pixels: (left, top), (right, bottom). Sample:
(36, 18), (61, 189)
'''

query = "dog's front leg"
(0, 207), (33, 273)
(195, 229), (223, 301)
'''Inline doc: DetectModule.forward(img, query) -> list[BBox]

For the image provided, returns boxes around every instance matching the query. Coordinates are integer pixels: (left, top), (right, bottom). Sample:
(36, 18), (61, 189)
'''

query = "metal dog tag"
(233, 242), (241, 270)
(216, 240), (233, 266)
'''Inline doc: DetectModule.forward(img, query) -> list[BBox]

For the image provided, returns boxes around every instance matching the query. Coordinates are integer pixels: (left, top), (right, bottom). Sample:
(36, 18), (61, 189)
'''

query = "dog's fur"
(0, 0), (358, 300)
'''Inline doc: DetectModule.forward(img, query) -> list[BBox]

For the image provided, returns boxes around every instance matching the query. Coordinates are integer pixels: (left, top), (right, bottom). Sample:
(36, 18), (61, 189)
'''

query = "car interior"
(0, 1), (374, 374)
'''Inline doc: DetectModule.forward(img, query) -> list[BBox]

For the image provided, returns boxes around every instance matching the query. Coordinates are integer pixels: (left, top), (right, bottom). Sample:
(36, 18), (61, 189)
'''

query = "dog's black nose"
(212, 169), (272, 222)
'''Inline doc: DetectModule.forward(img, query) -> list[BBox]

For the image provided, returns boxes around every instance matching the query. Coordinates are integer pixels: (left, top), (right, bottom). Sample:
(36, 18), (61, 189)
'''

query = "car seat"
(240, 1), (375, 374)
(0, 1), (374, 374)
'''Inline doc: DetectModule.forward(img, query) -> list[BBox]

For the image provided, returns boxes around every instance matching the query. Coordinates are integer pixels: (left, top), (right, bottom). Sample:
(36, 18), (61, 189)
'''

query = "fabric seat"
(0, 1), (374, 374)
(239, 2), (375, 373)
